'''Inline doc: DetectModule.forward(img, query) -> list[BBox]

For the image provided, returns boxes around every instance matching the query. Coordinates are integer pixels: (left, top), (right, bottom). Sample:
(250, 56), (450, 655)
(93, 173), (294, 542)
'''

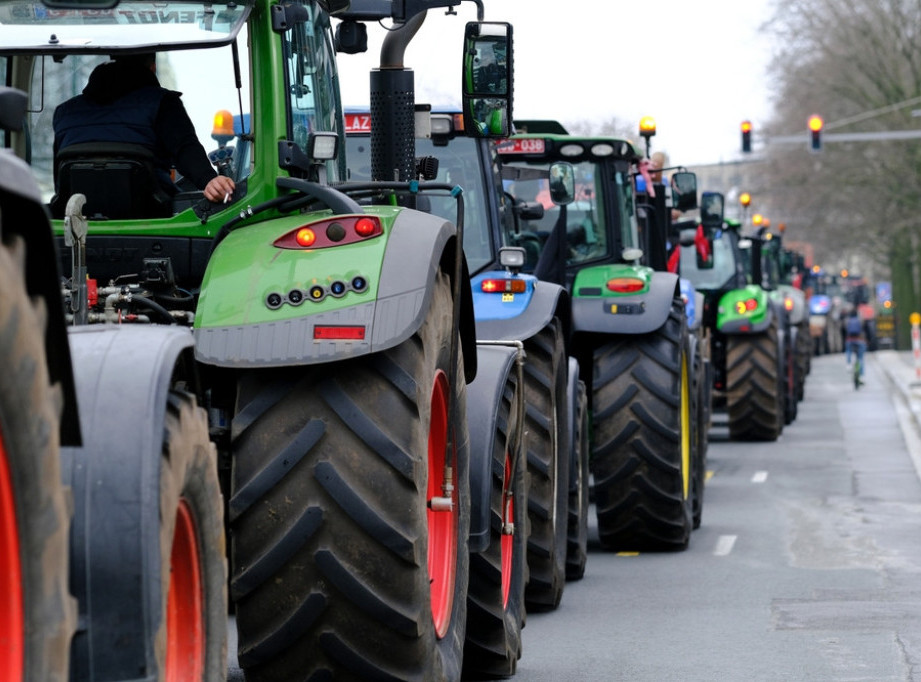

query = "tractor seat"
(50, 142), (173, 220)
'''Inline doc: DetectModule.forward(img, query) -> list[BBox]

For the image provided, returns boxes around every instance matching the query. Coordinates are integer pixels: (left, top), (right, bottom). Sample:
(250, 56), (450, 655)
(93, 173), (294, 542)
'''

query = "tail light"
(481, 278), (527, 294)
(606, 277), (645, 293)
(735, 298), (759, 314)
(274, 216), (383, 250)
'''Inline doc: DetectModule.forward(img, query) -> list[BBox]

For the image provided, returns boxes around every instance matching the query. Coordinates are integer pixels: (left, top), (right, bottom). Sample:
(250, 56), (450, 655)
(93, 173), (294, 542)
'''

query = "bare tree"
(763, 0), (921, 342)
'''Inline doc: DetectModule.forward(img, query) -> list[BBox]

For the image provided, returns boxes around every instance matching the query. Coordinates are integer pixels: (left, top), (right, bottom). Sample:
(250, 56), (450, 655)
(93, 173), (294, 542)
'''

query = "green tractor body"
(0, 1), (525, 679)
(495, 132), (701, 551)
(680, 211), (793, 440)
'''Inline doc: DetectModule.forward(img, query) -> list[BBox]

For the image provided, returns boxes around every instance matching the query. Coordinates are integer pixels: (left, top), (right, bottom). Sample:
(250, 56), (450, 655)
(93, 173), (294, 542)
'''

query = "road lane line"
(751, 470), (768, 483)
(714, 535), (737, 556)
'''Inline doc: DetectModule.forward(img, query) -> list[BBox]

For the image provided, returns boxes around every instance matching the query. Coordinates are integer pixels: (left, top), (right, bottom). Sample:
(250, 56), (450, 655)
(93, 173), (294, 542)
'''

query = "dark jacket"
(53, 59), (216, 193)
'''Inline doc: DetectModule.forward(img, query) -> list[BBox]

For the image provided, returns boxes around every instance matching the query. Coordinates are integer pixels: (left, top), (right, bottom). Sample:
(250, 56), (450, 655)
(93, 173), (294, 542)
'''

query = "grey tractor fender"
(467, 344), (519, 552)
(783, 286), (807, 325)
(60, 324), (200, 682)
(195, 208), (478, 382)
(565, 356), (581, 493)
(572, 271), (679, 335)
(375, 208), (477, 382)
(474, 281), (570, 347)
(689, 290), (705, 333)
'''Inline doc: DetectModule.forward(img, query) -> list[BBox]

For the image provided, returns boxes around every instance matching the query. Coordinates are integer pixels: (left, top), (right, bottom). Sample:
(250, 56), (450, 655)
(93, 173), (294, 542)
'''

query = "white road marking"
(714, 535), (737, 556)
(751, 470), (769, 483)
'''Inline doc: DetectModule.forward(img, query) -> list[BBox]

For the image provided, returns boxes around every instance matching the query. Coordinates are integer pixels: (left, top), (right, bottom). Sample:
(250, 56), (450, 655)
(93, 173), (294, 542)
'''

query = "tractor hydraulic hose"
(125, 294), (177, 325)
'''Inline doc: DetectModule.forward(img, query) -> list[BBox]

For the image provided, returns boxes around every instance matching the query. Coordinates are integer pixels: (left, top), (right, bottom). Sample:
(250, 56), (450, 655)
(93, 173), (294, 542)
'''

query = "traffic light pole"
(768, 129), (921, 144)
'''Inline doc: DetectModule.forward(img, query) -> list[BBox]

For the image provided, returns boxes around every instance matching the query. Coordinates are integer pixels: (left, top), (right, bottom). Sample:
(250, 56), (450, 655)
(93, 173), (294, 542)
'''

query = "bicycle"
(853, 355), (863, 389)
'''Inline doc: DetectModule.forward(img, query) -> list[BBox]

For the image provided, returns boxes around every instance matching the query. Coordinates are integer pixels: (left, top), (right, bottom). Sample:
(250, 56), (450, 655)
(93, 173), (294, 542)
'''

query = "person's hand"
(204, 175), (236, 203)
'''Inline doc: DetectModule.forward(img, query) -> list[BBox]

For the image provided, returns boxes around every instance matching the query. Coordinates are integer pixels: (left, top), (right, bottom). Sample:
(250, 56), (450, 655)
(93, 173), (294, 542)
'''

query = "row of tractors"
(0, 0), (813, 679)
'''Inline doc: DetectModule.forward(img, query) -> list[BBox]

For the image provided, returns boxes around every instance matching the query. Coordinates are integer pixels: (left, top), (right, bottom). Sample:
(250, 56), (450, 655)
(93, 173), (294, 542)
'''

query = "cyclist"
(844, 308), (867, 384)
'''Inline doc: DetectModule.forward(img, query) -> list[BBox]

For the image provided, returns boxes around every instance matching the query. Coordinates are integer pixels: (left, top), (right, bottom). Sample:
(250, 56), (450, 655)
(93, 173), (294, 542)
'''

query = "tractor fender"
(679, 277), (703, 333)
(467, 344), (519, 552)
(571, 271), (678, 335)
(194, 208), (478, 381)
(566, 356), (581, 487)
(720, 301), (775, 334)
(0, 153), (81, 445)
(377, 211), (478, 381)
(475, 281), (569, 347)
(780, 285), (807, 325)
(60, 324), (198, 682)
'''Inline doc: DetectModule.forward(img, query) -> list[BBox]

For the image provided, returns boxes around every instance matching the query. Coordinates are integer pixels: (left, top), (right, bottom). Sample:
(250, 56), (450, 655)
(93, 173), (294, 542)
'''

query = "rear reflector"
(314, 326), (366, 340)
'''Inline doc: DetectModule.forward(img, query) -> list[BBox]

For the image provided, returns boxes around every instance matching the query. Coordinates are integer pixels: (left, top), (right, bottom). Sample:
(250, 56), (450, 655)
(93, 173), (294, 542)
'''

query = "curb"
(875, 350), (921, 482)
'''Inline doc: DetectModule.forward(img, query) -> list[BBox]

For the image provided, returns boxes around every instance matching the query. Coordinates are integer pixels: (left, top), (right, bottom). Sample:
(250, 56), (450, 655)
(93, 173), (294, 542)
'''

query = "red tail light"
(734, 298), (759, 314)
(314, 326), (366, 340)
(481, 279), (527, 294)
(354, 217), (377, 237)
(606, 277), (645, 293)
(275, 216), (383, 250)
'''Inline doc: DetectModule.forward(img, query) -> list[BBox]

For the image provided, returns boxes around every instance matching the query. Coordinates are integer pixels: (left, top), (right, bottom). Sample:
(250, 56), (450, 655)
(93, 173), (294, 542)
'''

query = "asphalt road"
(503, 351), (921, 681)
(228, 351), (921, 681)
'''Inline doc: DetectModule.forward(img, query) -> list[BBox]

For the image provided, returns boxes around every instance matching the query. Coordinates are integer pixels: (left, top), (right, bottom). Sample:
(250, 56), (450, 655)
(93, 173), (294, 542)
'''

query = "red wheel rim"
(500, 452), (513, 609)
(0, 426), (24, 681)
(166, 499), (204, 682)
(427, 370), (457, 638)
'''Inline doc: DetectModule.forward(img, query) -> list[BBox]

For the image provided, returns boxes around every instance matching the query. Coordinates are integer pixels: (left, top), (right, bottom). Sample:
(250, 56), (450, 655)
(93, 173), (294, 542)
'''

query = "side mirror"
(462, 22), (513, 138)
(671, 171), (698, 211)
(548, 161), (575, 206)
(700, 191), (724, 230)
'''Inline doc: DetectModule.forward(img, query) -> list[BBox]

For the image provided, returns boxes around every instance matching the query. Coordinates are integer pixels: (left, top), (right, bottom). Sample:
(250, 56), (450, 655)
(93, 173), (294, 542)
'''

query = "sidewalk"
(874, 350), (921, 417)
(874, 350), (921, 474)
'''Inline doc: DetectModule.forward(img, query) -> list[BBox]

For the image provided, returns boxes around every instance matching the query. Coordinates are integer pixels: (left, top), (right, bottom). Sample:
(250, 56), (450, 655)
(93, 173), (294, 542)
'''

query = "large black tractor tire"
(726, 317), (784, 441)
(565, 379), (589, 580)
(795, 320), (810, 397)
(462, 363), (526, 679)
(231, 270), (470, 681)
(783, 330), (798, 426)
(690, 342), (707, 531)
(522, 320), (569, 610)
(0, 236), (74, 682)
(590, 302), (693, 552)
(157, 390), (228, 681)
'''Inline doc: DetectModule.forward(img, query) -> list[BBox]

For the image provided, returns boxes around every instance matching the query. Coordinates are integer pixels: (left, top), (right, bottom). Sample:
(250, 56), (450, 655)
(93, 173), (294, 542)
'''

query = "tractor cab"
(494, 134), (644, 283)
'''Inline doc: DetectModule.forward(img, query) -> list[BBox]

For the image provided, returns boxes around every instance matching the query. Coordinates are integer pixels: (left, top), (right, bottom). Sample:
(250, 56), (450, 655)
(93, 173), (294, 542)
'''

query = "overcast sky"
(335, 0), (777, 167)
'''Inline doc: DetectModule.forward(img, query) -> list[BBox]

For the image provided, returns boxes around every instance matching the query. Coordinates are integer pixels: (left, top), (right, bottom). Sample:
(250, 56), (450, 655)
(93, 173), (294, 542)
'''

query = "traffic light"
(808, 114), (823, 151)
(741, 120), (752, 153)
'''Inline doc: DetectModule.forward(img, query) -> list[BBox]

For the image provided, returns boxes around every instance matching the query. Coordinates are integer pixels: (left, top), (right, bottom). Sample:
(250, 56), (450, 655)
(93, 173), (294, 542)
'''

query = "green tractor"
(759, 229), (810, 406)
(494, 132), (703, 552)
(0, 0), (527, 679)
(679, 194), (794, 441)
